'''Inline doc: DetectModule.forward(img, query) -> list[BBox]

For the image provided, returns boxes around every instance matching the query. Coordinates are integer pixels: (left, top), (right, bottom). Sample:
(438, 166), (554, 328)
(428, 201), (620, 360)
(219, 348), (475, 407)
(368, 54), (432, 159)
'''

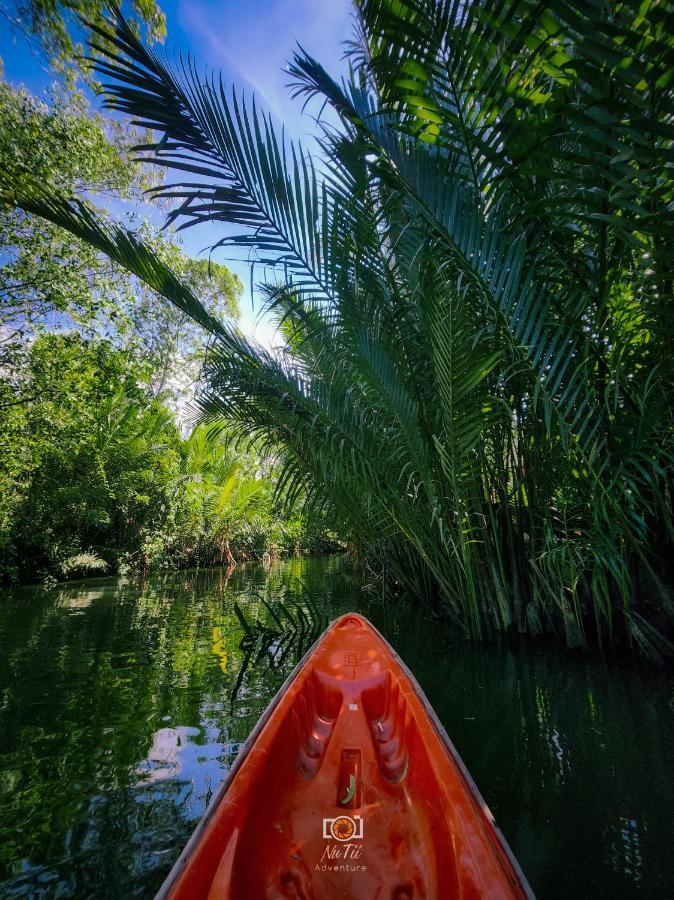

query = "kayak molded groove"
(156, 613), (535, 899)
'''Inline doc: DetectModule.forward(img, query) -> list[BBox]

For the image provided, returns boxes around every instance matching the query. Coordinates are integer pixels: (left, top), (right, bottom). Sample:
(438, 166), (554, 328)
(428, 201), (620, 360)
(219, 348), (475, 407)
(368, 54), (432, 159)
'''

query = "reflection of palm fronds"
(229, 594), (328, 711)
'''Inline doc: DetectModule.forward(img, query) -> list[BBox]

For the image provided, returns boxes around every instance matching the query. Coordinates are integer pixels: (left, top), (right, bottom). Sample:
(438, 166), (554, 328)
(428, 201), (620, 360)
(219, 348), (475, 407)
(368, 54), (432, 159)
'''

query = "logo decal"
(322, 814), (364, 841)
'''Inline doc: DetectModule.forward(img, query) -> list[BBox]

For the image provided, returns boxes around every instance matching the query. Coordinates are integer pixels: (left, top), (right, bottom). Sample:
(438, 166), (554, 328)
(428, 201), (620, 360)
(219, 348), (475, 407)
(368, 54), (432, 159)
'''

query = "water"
(0, 557), (672, 899)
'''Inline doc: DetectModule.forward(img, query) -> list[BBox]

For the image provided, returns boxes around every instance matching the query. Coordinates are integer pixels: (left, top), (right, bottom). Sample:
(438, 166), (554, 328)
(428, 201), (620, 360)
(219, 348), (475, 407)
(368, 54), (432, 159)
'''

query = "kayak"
(156, 613), (534, 899)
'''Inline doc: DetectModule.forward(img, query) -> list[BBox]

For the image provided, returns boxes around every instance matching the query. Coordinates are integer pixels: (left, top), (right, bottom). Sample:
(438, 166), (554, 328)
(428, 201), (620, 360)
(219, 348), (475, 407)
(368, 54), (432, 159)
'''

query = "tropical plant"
(0, 341), (321, 583)
(2, 0), (673, 655)
(0, 333), (183, 580)
(169, 424), (267, 565)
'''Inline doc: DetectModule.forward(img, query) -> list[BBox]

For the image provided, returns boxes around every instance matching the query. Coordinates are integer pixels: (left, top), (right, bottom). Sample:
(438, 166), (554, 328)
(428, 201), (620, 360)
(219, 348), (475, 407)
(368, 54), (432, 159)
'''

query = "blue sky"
(0, 0), (353, 343)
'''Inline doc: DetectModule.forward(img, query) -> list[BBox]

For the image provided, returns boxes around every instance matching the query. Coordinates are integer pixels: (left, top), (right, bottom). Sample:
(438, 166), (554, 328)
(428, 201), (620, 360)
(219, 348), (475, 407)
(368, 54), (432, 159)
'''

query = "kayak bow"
(156, 613), (534, 899)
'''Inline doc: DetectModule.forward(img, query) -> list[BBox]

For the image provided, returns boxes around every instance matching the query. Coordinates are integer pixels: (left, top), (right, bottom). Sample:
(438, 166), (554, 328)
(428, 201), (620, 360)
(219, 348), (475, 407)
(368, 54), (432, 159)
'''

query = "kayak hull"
(156, 613), (533, 899)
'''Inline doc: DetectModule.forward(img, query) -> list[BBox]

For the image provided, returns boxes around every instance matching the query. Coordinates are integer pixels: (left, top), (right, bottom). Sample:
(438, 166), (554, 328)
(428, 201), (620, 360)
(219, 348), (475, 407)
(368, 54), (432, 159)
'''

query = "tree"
(3, 2), (672, 656)
(129, 246), (242, 402)
(0, 81), (243, 581)
(0, 333), (182, 580)
(0, 0), (165, 78)
(0, 82), (140, 378)
(0, 336), (326, 583)
(166, 425), (300, 568)
(0, 79), (242, 402)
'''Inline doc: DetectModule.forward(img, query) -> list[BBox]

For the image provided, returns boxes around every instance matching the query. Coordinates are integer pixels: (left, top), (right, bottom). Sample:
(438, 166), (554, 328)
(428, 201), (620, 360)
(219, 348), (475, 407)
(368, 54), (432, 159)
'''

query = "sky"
(0, 0), (353, 345)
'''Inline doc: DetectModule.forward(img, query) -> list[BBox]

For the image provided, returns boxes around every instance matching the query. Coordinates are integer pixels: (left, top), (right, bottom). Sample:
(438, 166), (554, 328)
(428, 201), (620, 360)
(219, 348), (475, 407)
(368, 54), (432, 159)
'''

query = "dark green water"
(0, 557), (672, 899)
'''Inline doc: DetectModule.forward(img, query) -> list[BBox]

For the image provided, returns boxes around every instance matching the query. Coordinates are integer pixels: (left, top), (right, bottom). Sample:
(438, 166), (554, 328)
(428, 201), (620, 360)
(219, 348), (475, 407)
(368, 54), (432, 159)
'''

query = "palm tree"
(2, 1), (673, 656)
(172, 425), (267, 564)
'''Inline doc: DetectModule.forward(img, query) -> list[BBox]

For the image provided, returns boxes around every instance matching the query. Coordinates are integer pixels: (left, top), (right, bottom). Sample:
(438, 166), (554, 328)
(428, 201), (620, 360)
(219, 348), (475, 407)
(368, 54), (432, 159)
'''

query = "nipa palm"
(2, 0), (673, 657)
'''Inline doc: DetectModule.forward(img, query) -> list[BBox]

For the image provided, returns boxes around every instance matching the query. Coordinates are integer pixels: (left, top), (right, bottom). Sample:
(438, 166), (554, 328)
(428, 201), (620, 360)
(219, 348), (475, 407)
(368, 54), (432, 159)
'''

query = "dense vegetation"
(3, 1), (674, 658)
(1, 332), (332, 583)
(0, 72), (335, 584)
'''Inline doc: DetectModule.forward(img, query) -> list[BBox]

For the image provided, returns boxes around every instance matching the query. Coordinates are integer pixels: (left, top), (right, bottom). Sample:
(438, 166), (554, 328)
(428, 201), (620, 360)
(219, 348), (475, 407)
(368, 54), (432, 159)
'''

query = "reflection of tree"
(378, 616), (674, 899)
(0, 556), (351, 896)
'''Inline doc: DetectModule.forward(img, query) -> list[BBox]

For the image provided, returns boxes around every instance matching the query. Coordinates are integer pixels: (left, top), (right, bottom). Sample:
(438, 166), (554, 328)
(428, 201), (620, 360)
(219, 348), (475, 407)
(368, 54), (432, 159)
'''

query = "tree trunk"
(218, 534), (236, 566)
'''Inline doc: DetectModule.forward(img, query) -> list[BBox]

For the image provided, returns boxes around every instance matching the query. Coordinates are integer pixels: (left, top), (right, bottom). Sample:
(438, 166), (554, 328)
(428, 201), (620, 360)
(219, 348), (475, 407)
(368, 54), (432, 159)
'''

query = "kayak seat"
(294, 661), (411, 785)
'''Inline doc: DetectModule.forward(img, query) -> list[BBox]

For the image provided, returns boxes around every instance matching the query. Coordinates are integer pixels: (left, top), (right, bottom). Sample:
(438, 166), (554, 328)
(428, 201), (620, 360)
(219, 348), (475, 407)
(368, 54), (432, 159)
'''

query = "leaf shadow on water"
(229, 589), (329, 715)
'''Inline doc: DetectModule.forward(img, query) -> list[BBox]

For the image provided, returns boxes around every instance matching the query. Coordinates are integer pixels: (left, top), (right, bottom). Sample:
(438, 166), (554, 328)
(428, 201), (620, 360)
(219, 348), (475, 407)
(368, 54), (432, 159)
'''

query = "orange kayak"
(156, 613), (534, 898)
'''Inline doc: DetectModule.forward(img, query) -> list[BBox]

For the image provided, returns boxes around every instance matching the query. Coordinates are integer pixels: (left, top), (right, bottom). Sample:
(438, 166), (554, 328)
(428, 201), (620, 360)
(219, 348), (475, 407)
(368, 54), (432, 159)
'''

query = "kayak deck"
(158, 613), (532, 898)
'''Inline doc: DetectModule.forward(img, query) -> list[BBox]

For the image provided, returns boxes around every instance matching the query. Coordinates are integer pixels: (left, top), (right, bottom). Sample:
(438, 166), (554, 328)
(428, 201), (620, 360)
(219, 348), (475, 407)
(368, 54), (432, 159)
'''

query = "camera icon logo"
(322, 814), (364, 841)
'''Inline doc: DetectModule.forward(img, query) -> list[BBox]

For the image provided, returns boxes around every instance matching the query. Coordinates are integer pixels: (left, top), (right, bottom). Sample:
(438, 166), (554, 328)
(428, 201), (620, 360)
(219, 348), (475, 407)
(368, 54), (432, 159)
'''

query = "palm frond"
(4, 1), (672, 652)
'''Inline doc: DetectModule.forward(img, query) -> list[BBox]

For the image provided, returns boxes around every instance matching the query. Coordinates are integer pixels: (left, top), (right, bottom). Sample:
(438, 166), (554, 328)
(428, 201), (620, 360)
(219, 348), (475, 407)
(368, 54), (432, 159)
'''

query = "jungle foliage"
(0, 80), (334, 584)
(1, 332), (335, 583)
(3, 0), (674, 656)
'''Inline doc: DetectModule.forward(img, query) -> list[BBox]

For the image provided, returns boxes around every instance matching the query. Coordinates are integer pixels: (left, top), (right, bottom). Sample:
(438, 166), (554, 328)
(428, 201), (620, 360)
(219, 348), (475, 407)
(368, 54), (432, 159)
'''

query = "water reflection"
(136, 726), (198, 784)
(0, 557), (672, 898)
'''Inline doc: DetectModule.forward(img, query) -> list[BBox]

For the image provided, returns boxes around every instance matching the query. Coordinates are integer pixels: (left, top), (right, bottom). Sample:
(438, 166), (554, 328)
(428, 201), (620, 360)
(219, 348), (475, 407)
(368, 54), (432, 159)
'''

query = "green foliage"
(0, 79), (323, 584)
(0, 79), (141, 191)
(59, 551), (109, 577)
(3, 2), (673, 655)
(0, 337), (332, 583)
(0, 0), (165, 78)
(0, 81), (142, 376)
(0, 80), (243, 403)
(128, 239), (242, 400)
(0, 333), (180, 580)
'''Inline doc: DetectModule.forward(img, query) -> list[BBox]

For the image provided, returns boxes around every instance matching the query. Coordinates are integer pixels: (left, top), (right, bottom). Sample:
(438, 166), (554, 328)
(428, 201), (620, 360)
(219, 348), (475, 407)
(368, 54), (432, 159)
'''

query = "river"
(0, 556), (672, 898)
